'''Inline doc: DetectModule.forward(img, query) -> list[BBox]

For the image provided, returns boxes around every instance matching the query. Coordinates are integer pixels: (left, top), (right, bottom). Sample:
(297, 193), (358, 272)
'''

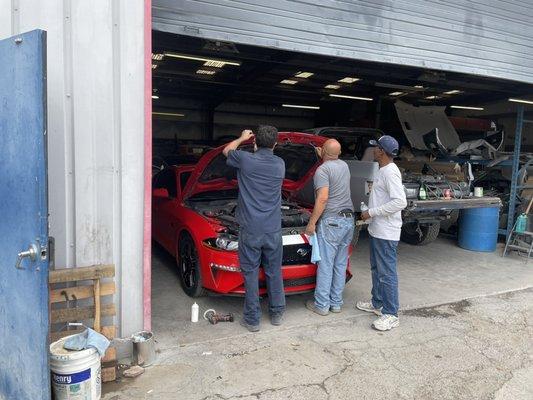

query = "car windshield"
(199, 143), (318, 183)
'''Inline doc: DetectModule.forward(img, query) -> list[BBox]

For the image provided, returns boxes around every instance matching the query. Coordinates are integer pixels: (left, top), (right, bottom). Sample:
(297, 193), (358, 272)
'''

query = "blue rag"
(64, 328), (110, 357)
(308, 234), (321, 263)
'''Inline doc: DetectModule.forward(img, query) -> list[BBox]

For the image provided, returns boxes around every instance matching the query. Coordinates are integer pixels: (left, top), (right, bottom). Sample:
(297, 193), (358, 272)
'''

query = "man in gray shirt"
(305, 139), (355, 315)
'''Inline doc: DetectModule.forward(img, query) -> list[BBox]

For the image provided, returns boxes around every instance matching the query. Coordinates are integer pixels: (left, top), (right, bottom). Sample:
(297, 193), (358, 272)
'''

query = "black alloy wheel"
(177, 232), (207, 297)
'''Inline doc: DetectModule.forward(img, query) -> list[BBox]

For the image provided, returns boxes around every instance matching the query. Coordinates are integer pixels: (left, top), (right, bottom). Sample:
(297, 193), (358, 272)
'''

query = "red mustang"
(152, 132), (352, 297)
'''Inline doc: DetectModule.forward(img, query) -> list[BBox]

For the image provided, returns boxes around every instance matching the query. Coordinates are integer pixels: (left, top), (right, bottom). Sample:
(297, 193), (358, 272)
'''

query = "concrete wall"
(0, 0), (146, 335)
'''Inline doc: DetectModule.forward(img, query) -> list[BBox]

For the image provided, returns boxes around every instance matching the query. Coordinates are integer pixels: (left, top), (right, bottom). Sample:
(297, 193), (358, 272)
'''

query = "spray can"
(191, 302), (199, 323)
(516, 213), (527, 233)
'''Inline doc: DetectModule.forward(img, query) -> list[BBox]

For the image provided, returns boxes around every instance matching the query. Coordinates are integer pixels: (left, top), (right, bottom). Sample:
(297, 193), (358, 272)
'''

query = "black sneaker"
(240, 319), (260, 332)
(270, 313), (283, 326)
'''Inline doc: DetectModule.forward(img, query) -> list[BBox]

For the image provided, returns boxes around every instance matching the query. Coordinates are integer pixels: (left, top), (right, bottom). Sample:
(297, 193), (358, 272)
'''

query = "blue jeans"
(314, 215), (355, 311)
(238, 229), (286, 326)
(369, 235), (399, 316)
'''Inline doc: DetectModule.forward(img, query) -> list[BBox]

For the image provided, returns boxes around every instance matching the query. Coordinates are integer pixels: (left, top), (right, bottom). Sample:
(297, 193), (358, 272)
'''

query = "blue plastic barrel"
(458, 207), (500, 252)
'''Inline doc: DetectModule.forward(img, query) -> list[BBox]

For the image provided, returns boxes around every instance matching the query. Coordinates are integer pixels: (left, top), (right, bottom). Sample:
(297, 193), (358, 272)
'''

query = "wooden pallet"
(49, 264), (117, 382)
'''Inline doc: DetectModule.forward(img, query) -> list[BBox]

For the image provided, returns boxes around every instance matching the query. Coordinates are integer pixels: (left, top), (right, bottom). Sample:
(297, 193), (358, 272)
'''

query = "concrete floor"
(150, 234), (532, 348)
(102, 235), (533, 399)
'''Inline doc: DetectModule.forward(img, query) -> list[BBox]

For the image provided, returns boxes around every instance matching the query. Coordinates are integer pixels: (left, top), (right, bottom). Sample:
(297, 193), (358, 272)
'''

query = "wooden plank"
(50, 328), (84, 343)
(102, 347), (117, 363)
(49, 264), (115, 284)
(49, 325), (116, 343)
(101, 325), (117, 340)
(101, 366), (117, 382)
(51, 303), (116, 324)
(50, 282), (115, 304)
(94, 279), (101, 332)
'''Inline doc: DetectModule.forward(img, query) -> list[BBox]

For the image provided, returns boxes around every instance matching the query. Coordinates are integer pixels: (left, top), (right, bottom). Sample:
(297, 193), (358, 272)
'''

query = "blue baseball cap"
(369, 135), (399, 156)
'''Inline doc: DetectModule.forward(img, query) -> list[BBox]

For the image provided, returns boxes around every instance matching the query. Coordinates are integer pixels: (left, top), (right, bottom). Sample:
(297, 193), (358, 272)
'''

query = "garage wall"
(153, 0), (533, 84)
(153, 100), (315, 141)
(0, 0), (146, 335)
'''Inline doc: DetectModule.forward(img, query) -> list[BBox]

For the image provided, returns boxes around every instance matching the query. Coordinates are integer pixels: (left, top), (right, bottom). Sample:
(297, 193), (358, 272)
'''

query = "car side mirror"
(153, 188), (170, 198)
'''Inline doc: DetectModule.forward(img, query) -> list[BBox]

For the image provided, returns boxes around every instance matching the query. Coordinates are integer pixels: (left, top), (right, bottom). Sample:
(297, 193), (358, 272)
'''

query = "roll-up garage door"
(153, 0), (533, 84)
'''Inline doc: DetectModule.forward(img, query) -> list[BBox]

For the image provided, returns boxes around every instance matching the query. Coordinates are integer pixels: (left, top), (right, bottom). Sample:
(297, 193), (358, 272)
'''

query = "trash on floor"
(122, 365), (145, 378)
(204, 309), (235, 324)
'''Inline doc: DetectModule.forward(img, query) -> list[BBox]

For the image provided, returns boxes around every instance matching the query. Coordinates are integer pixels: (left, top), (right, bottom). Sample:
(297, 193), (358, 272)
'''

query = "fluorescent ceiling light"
(414, 85), (425, 89)
(282, 104), (320, 110)
(325, 84), (340, 89)
(152, 53), (164, 61)
(152, 95), (159, 99)
(295, 71), (314, 78)
(196, 69), (216, 75)
(164, 52), (241, 66)
(450, 105), (484, 111)
(389, 91), (404, 96)
(152, 112), (185, 117)
(338, 77), (360, 83)
(280, 79), (298, 85)
(376, 82), (425, 91)
(425, 95), (440, 100)
(444, 90), (462, 95)
(508, 98), (533, 105)
(204, 60), (226, 68)
(330, 94), (373, 101)
(151, 64), (158, 70)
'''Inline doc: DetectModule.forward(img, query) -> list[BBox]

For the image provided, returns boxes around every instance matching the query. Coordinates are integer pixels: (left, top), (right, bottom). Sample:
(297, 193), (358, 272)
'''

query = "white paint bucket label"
(52, 368), (92, 399)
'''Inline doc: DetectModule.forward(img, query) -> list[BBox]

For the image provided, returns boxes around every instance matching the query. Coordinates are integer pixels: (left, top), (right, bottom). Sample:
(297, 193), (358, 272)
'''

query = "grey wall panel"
(153, 0), (533, 84)
(0, 0), (146, 336)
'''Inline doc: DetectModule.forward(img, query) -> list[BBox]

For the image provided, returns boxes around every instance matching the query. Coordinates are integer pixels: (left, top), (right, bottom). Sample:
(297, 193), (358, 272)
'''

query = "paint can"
(132, 331), (156, 367)
(50, 335), (102, 400)
(474, 187), (484, 197)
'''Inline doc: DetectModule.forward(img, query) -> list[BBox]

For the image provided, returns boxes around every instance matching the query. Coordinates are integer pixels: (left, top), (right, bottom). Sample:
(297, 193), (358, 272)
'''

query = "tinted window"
(153, 169), (177, 198)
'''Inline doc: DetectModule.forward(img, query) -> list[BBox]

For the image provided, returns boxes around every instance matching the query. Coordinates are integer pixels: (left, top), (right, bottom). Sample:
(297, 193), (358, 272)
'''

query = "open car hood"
(182, 132), (328, 201)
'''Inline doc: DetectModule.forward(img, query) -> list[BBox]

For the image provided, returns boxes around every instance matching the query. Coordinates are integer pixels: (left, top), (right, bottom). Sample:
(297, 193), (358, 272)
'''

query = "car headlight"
(215, 234), (239, 251)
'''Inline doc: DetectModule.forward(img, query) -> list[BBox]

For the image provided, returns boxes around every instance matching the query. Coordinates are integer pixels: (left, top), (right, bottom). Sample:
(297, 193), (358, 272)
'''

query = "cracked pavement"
(103, 288), (533, 400)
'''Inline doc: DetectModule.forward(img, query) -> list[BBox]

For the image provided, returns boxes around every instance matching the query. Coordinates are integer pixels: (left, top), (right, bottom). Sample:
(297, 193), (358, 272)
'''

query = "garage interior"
(149, 30), (533, 345)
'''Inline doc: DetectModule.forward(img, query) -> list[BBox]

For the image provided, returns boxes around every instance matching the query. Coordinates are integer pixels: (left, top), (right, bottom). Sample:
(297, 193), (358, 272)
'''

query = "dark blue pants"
(238, 229), (285, 326)
(369, 235), (400, 316)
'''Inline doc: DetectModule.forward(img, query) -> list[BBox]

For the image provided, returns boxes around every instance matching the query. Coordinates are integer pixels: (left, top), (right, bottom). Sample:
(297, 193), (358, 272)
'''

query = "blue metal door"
(0, 30), (50, 400)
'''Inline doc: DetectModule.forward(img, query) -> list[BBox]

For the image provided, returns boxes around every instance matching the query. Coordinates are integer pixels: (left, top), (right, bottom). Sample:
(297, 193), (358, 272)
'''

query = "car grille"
(259, 276), (316, 289)
(282, 244), (312, 265)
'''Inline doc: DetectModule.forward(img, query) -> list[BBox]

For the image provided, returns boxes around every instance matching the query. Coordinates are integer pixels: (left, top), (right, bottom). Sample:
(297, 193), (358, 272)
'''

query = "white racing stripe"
(282, 234), (306, 246)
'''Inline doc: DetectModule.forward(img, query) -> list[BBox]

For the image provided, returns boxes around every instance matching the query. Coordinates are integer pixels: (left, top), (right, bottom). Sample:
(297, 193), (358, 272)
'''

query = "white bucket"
(50, 335), (102, 400)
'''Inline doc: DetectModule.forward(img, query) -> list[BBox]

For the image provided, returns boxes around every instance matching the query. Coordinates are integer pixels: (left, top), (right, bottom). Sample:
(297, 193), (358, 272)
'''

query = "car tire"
(351, 224), (362, 247)
(401, 222), (441, 246)
(177, 231), (207, 297)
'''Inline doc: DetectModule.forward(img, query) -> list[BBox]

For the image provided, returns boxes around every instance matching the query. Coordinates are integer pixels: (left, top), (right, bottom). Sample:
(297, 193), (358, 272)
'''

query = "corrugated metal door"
(153, 0), (533, 84)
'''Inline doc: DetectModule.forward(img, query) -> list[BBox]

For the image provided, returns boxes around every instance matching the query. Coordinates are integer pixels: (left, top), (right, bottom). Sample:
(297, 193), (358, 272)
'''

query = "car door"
(152, 168), (179, 252)
(0, 30), (50, 400)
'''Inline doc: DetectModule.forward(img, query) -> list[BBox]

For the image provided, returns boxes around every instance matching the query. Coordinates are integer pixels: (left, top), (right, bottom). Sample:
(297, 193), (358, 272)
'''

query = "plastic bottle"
(419, 185), (427, 200)
(516, 213), (527, 233)
(191, 302), (199, 323)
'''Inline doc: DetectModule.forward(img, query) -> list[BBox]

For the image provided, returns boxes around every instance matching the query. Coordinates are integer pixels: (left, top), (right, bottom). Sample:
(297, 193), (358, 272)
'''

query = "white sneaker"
(356, 301), (383, 316)
(372, 314), (399, 331)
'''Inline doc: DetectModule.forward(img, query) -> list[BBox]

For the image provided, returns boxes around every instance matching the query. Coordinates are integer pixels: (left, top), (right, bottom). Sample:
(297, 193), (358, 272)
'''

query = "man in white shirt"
(356, 135), (407, 331)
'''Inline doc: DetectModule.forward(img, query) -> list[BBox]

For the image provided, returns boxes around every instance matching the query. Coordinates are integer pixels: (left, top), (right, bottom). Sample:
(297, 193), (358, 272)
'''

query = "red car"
(152, 132), (352, 297)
